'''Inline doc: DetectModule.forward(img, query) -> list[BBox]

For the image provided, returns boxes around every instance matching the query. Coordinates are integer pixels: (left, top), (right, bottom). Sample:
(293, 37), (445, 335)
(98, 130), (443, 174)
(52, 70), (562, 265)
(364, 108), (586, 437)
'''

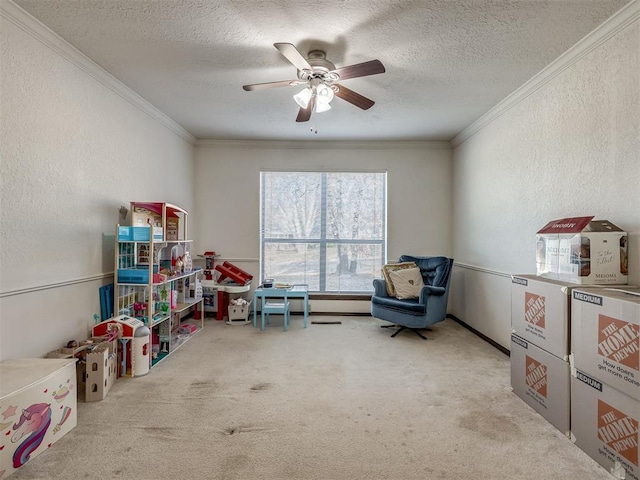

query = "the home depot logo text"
(598, 314), (640, 372)
(524, 293), (545, 328)
(525, 356), (547, 398)
(597, 399), (638, 467)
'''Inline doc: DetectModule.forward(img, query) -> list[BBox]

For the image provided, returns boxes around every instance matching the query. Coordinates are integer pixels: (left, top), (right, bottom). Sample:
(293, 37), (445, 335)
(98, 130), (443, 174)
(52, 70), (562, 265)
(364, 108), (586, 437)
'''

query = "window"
(260, 171), (386, 293)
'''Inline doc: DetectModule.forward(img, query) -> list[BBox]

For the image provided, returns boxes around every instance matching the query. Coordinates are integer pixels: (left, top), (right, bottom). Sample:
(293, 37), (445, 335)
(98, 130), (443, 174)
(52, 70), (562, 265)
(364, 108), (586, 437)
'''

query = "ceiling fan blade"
(274, 43), (312, 71)
(329, 59), (385, 81)
(243, 79), (305, 91)
(296, 96), (316, 123)
(334, 84), (375, 110)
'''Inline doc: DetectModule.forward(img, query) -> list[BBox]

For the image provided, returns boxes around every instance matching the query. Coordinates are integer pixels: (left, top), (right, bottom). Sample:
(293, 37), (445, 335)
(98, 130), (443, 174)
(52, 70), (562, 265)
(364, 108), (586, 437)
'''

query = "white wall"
(451, 7), (640, 349)
(0, 3), (195, 360)
(5, 1), (634, 358)
(194, 141), (452, 312)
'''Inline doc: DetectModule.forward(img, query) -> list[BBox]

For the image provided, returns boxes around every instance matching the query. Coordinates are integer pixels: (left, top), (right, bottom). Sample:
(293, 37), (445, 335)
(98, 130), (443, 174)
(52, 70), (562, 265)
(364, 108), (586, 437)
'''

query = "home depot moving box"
(511, 334), (570, 435)
(536, 217), (627, 285)
(571, 370), (639, 480)
(511, 274), (580, 359)
(571, 288), (640, 400)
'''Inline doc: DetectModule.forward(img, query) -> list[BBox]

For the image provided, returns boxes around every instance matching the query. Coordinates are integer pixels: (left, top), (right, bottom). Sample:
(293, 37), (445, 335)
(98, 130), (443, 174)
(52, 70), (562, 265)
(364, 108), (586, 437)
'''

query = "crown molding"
(451, 0), (640, 148)
(1, 0), (196, 146)
(195, 139), (452, 150)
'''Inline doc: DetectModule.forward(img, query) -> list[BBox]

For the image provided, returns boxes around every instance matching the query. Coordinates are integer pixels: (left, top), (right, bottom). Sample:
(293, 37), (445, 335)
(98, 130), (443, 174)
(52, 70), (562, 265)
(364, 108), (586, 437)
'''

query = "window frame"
(259, 170), (387, 294)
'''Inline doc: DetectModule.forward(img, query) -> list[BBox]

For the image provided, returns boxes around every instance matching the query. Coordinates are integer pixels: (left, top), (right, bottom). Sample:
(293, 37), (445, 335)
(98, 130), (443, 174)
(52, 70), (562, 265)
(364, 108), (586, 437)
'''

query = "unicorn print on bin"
(11, 403), (52, 469)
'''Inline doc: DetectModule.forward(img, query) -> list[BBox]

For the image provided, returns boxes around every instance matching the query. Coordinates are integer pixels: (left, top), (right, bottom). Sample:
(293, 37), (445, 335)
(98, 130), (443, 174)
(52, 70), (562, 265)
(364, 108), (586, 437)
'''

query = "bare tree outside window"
(261, 171), (386, 293)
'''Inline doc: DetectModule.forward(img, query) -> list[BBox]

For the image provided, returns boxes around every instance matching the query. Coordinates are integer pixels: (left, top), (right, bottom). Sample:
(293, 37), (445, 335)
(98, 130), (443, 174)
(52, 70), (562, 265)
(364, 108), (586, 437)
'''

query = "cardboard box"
(571, 370), (639, 480)
(536, 217), (627, 285)
(85, 342), (117, 402)
(0, 358), (77, 476)
(571, 288), (640, 399)
(511, 274), (580, 359)
(511, 334), (570, 436)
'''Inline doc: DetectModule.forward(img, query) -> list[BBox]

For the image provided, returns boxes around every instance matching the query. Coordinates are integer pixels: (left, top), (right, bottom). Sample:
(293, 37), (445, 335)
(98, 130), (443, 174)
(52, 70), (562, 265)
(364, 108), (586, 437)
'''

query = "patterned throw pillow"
(388, 267), (424, 300)
(382, 262), (418, 296)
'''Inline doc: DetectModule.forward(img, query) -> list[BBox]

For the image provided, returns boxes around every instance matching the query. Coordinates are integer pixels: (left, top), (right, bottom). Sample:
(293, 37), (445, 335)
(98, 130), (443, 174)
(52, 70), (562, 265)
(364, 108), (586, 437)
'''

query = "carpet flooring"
(9, 315), (616, 480)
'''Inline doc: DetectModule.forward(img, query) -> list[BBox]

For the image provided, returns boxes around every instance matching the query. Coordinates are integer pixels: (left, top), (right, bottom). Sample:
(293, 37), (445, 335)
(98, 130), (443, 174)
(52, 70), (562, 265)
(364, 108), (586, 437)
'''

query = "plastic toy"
(133, 302), (147, 318)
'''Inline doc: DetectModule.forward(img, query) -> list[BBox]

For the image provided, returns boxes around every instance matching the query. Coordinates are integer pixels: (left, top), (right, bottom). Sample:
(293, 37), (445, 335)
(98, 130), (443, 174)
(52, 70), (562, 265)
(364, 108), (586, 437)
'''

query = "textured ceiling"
(13, 0), (631, 141)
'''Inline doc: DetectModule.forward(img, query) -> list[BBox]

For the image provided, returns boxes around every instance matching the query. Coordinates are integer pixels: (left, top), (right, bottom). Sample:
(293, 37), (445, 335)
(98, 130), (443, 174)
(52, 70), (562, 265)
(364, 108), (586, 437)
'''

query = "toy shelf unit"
(114, 204), (203, 372)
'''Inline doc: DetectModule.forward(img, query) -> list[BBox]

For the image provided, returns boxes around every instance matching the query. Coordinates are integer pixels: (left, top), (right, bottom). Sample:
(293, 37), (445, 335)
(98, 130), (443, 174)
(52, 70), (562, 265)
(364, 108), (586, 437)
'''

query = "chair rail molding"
(0, 273), (114, 298)
(453, 262), (513, 278)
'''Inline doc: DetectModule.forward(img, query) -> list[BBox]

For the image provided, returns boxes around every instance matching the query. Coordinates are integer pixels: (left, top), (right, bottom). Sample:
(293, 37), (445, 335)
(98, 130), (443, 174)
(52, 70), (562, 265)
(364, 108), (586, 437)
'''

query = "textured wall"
(0, 13), (195, 360)
(193, 141), (453, 310)
(451, 19), (640, 349)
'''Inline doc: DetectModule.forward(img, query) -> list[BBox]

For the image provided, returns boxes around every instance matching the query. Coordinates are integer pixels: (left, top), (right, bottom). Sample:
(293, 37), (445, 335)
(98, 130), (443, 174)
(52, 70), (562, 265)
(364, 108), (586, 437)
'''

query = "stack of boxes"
(511, 217), (636, 480)
(510, 274), (574, 435)
(571, 288), (639, 480)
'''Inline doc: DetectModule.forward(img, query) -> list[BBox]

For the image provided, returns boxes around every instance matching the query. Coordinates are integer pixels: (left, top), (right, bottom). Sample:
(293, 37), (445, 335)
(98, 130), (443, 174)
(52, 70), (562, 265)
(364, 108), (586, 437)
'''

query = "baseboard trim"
(215, 309), (511, 351)
(447, 314), (510, 357)
(252, 311), (371, 317)
(310, 312), (371, 316)
(308, 294), (371, 301)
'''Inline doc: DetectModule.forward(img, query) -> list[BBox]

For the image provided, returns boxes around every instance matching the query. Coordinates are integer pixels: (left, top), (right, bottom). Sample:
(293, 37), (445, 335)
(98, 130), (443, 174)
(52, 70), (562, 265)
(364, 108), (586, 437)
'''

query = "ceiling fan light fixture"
(315, 102), (331, 113)
(293, 87), (312, 108)
(316, 84), (334, 104)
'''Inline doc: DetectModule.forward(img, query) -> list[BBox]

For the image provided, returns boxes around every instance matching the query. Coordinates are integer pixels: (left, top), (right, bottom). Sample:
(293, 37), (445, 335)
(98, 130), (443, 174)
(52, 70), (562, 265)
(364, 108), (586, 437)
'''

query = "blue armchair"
(371, 255), (454, 339)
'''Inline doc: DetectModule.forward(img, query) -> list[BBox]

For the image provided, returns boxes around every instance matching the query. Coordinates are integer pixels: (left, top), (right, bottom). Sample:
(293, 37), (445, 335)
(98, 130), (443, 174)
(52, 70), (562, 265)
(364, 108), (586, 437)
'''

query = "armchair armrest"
(372, 278), (390, 297)
(419, 285), (445, 303)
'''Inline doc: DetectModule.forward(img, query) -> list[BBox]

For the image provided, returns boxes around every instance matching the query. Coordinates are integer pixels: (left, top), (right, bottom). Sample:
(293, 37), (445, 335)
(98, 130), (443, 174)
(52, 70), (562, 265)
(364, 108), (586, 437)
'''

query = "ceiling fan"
(243, 43), (386, 123)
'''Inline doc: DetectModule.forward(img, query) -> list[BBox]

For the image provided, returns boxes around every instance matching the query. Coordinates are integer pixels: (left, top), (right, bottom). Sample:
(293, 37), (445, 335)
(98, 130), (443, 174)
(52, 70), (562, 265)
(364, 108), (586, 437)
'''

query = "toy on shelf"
(198, 251), (219, 280)
(133, 302), (146, 318)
